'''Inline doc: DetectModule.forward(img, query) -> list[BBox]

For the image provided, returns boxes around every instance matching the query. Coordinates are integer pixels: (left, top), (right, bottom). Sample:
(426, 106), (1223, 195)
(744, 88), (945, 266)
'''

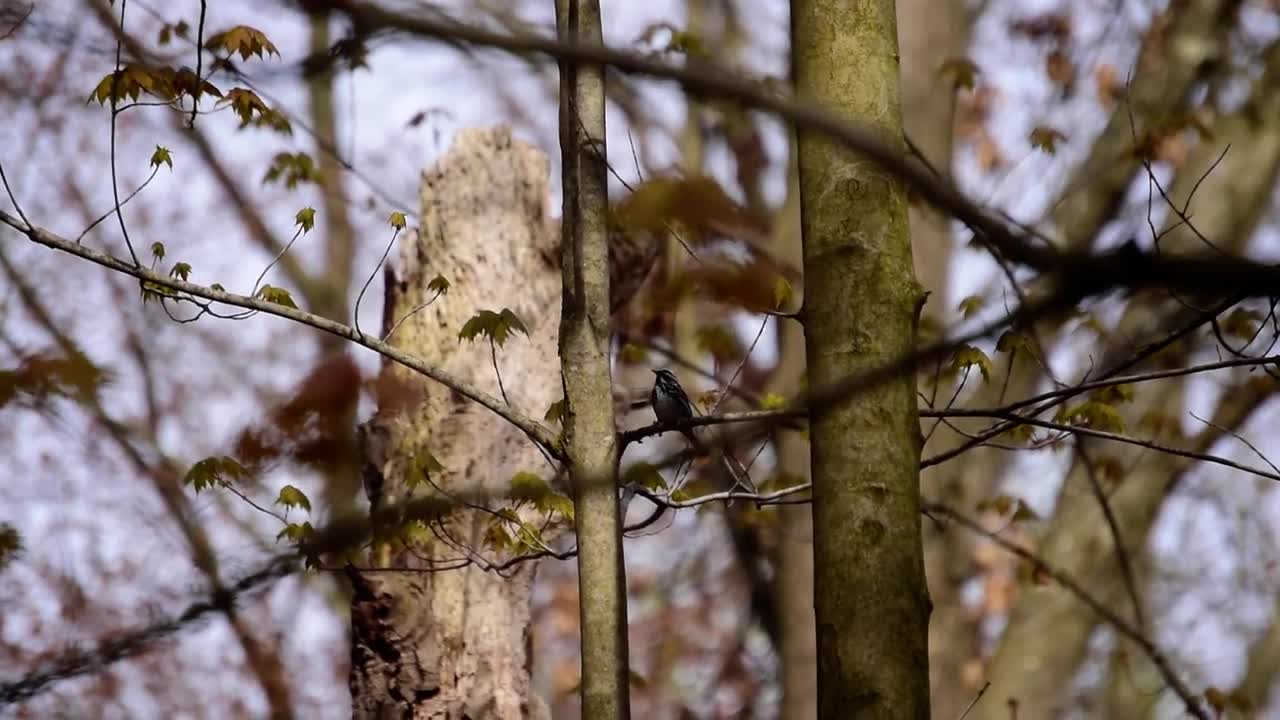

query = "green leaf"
(458, 311), (496, 343)
(950, 345), (992, 382)
(1221, 308), (1264, 341)
(617, 343), (648, 364)
(542, 493), (574, 520)
(484, 519), (514, 552)
(773, 277), (793, 310)
(956, 295), (985, 319)
(427, 274), (450, 295)
(667, 30), (709, 57)
(256, 284), (298, 309)
(393, 519), (432, 546)
(262, 152), (320, 189)
(1090, 383), (1134, 405)
(760, 392), (787, 410)
(275, 484), (312, 513)
(169, 262), (192, 281)
(1003, 423), (1035, 444)
(276, 521), (314, 543)
(88, 65), (178, 105)
(388, 211), (407, 231)
(205, 25), (280, 60)
(294, 206), (316, 233)
(183, 455), (248, 492)
(220, 87), (274, 126)
(458, 308), (529, 347)
(510, 471), (550, 503)
(407, 448), (445, 488)
(510, 520), (546, 555)
(622, 462), (667, 491)
(543, 398), (566, 423)
(1056, 400), (1125, 433)
(150, 241), (165, 260)
(498, 308), (528, 340)
(996, 331), (1033, 356)
(150, 145), (173, 170)
(696, 325), (739, 361)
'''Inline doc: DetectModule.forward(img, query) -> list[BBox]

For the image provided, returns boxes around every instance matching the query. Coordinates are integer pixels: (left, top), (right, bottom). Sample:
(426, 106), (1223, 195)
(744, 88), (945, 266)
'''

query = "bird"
(650, 368), (704, 452)
(650, 368), (757, 500)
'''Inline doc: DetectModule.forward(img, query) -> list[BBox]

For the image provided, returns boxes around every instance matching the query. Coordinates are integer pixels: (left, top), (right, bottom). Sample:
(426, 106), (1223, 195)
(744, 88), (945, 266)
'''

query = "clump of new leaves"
(622, 463), (667, 493)
(485, 472), (575, 555)
(221, 88), (291, 132)
(256, 285), (298, 309)
(459, 308), (529, 347)
(405, 448), (445, 489)
(263, 152), (321, 188)
(949, 344), (993, 382)
(150, 146), (173, 171)
(276, 484), (312, 514)
(1054, 385), (1133, 434)
(88, 65), (222, 106)
(203, 26), (280, 61)
(0, 350), (109, 408)
(183, 455), (249, 492)
(274, 484), (316, 563)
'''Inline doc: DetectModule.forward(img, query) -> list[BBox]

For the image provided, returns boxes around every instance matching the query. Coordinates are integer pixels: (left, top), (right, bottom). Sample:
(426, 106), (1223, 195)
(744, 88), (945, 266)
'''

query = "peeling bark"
(349, 128), (560, 720)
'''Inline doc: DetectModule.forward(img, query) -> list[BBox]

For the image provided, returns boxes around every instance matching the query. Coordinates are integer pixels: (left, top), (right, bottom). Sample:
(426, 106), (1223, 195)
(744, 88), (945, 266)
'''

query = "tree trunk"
(792, 1), (931, 718)
(306, 8), (363, 512)
(349, 128), (560, 720)
(555, 1), (630, 718)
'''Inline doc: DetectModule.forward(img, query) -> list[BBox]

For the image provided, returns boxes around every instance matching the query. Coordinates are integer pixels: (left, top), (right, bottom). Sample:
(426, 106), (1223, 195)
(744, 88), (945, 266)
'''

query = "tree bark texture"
(350, 128), (561, 720)
(792, 1), (931, 718)
(556, 1), (630, 718)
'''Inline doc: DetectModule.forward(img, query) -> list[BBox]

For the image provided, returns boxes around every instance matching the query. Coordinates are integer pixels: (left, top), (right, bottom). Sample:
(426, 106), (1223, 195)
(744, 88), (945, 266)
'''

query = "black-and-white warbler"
(650, 368), (757, 499)
(650, 368), (705, 451)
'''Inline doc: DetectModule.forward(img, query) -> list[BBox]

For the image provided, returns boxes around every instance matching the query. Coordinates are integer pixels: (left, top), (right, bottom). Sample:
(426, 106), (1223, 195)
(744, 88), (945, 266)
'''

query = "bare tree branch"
(0, 210), (560, 454)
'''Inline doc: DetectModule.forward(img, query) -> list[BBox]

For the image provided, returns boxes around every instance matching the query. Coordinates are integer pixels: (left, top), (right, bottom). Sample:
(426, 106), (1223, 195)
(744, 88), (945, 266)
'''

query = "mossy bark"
(792, 1), (930, 718)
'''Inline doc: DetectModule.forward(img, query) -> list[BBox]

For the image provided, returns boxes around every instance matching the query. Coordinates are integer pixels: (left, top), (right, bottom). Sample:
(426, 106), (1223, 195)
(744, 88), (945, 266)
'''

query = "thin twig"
(0, 211), (560, 454)
(1076, 444), (1146, 629)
